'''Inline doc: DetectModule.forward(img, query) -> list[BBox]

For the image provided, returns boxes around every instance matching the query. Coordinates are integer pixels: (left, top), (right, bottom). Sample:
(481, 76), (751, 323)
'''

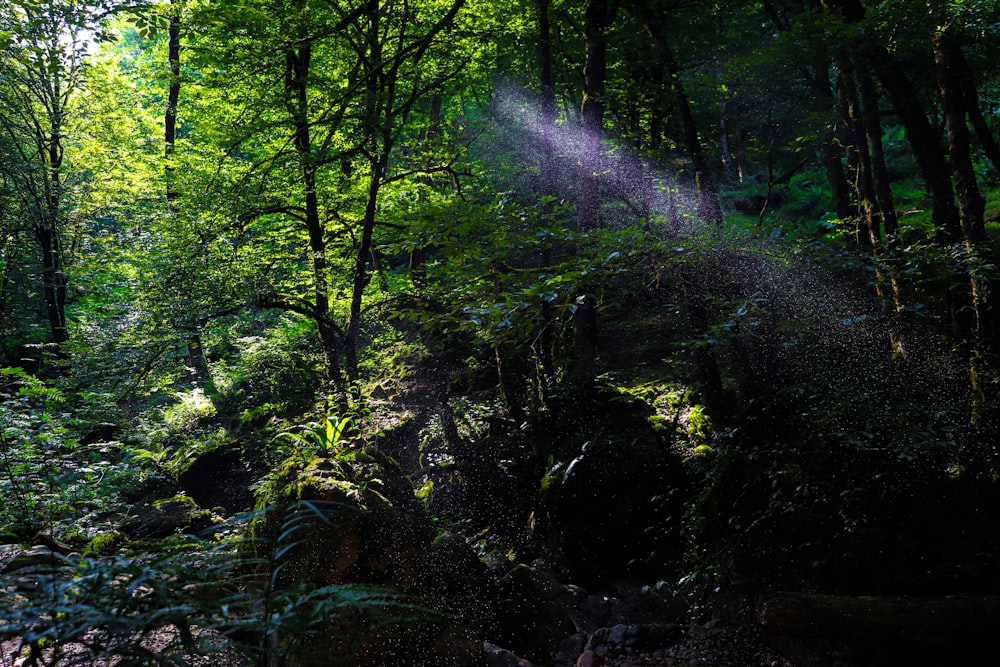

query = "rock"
(120, 495), (213, 539)
(178, 445), (254, 514)
(122, 474), (177, 506)
(254, 448), (497, 666)
(0, 545), (65, 574)
(608, 624), (633, 645)
(531, 385), (687, 585)
(494, 563), (577, 662)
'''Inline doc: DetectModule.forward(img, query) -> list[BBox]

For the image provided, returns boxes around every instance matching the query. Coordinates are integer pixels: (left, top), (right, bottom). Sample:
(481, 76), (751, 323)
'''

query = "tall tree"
(0, 1), (112, 344)
(931, 21), (986, 245)
(626, 0), (722, 226)
(164, 0), (181, 207)
(576, 0), (617, 231)
(343, 0), (470, 380)
(820, 0), (962, 242)
(177, 0), (474, 391)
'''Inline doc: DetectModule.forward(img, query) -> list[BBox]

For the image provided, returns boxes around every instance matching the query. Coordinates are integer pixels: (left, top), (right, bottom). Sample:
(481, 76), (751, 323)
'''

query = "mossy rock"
(252, 447), (499, 666)
(83, 532), (123, 558)
(121, 494), (214, 539)
(530, 383), (688, 585)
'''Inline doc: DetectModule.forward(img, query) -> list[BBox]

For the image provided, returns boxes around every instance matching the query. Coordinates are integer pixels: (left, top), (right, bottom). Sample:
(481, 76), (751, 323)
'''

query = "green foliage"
(0, 507), (424, 667)
(0, 368), (129, 539)
(274, 415), (357, 462)
(82, 531), (122, 558)
(211, 318), (324, 424)
(130, 389), (228, 479)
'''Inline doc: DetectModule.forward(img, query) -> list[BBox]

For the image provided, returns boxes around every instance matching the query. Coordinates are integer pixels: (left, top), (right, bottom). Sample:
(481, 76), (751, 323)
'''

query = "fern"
(0, 502), (429, 667)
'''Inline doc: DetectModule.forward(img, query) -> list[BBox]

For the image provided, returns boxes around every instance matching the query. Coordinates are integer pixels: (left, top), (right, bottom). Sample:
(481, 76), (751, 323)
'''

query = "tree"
(625, 0), (722, 226)
(575, 0), (616, 231)
(0, 1), (114, 344)
(160, 0), (478, 396)
(819, 0), (962, 242)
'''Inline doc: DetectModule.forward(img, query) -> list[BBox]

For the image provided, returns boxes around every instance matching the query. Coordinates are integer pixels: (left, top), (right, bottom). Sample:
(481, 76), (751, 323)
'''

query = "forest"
(2, 0), (1000, 665)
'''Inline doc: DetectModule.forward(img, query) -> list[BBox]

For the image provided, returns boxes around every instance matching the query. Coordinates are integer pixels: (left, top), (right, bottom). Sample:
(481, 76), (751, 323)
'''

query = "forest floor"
(0, 625), (793, 667)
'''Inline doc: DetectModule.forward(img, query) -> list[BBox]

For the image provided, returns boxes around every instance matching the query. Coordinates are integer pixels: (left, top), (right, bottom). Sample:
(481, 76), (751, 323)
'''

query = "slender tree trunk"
(162, 1), (214, 390)
(165, 0), (181, 207)
(37, 224), (67, 344)
(346, 149), (390, 381)
(629, 0), (722, 225)
(933, 26), (986, 245)
(856, 61), (898, 242)
(577, 0), (613, 231)
(346, 6), (393, 381)
(719, 95), (733, 181)
(818, 69), (854, 223)
(836, 54), (879, 249)
(0, 246), (12, 326)
(932, 22), (995, 387)
(40, 105), (67, 344)
(285, 36), (344, 389)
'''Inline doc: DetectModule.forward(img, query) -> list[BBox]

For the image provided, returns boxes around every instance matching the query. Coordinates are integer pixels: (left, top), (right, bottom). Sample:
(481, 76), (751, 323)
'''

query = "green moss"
(539, 473), (557, 492)
(83, 532), (121, 558)
(648, 414), (670, 434)
(152, 494), (198, 509)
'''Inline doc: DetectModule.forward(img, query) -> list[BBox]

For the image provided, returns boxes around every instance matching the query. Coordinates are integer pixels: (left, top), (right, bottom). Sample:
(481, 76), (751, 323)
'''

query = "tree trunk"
(821, 0), (961, 242)
(577, 0), (614, 231)
(932, 22), (995, 391)
(162, 1), (215, 392)
(165, 0), (181, 207)
(37, 224), (68, 344)
(285, 35), (343, 390)
(835, 54), (879, 249)
(570, 293), (599, 382)
(346, 5), (393, 381)
(346, 149), (390, 381)
(856, 61), (898, 242)
(629, 0), (722, 226)
(41, 103), (67, 345)
(932, 26), (986, 245)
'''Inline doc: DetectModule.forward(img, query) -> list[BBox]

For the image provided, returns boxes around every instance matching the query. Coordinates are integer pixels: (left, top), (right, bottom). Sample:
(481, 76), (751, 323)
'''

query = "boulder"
(120, 495), (213, 539)
(178, 445), (255, 514)
(531, 386), (687, 585)
(253, 448), (498, 666)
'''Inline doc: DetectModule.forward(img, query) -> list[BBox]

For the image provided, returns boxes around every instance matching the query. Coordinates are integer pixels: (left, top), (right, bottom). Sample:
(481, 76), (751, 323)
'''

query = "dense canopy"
(2, 0), (1000, 665)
